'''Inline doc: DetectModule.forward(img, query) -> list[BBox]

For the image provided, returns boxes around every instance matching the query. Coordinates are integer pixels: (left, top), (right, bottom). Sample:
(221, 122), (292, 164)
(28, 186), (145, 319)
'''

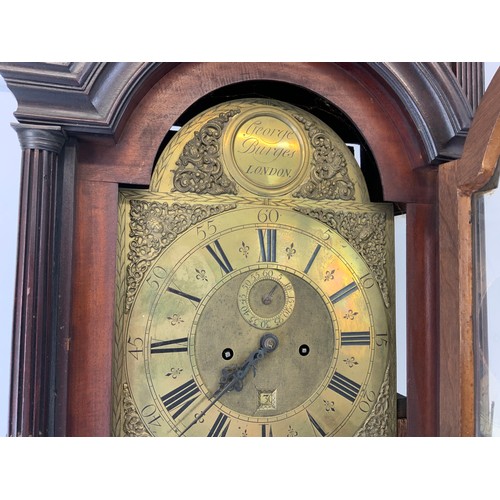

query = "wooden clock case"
(1, 62), (498, 437)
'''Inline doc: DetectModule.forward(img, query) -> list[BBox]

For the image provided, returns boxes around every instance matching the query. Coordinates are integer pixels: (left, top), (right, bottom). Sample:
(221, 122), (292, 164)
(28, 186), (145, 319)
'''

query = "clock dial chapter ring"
(130, 205), (389, 436)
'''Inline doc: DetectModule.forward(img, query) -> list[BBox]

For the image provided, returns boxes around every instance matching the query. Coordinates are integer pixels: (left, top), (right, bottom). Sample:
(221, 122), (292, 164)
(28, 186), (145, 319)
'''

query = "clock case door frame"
(3, 62), (498, 437)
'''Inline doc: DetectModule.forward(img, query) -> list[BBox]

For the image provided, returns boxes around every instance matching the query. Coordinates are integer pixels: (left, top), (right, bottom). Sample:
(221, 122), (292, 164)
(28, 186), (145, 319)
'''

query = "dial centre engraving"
(192, 266), (336, 420)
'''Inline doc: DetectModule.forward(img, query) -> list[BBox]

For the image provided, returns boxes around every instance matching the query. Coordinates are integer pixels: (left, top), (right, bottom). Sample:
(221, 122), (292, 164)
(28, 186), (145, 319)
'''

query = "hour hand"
(179, 333), (278, 436)
(219, 332), (279, 392)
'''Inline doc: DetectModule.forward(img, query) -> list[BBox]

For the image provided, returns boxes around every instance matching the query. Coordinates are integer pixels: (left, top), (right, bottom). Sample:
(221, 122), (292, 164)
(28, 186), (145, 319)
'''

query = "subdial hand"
(179, 333), (279, 436)
(262, 283), (279, 305)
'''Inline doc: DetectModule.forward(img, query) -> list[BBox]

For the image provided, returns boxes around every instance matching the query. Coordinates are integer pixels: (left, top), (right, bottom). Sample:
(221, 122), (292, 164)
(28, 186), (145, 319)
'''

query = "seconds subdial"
(237, 269), (296, 329)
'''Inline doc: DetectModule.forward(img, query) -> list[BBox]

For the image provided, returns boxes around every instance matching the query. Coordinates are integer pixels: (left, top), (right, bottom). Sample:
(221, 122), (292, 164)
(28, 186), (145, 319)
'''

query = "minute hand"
(179, 333), (279, 436)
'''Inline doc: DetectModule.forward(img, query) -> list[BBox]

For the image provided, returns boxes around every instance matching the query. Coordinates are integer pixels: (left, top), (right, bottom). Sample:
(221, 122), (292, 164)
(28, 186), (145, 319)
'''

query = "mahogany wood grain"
(67, 179), (118, 436)
(438, 162), (473, 435)
(458, 69), (500, 193)
(406, 203), (439, 436)
(76, 62), (432, 204)
(68, 63), (437, 436)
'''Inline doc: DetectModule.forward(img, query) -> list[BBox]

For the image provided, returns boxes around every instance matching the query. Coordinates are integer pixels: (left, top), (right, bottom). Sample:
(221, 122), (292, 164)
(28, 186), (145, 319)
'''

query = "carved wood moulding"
(0, 62), (475, 164)
(0, 62), (176, 137)
(365, 62), (474, 163)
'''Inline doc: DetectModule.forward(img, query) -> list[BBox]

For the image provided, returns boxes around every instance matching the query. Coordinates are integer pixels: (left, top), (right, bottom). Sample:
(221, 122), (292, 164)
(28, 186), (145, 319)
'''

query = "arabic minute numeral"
(359, 390), (377, 413)
(127, 336), (143, 360)
(141, 404), (162, 427)
(196, 220), (217, 240)
(146, 265), (168, 290)
(257, 208), (280, 223)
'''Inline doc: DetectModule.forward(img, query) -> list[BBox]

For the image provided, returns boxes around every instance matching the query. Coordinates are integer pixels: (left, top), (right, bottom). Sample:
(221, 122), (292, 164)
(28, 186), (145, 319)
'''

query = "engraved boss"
(233, 116), (302, 187)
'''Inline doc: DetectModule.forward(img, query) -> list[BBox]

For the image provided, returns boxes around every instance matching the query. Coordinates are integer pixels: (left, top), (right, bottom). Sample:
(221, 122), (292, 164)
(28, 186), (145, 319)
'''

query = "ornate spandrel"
(125, 200), (237, 311)
(293, 114), (356, 201)
(355, 365), (393, 437)
(171, 110), (240, 195)
(295, 206), (390, 307)
(123, 384), (151, 437)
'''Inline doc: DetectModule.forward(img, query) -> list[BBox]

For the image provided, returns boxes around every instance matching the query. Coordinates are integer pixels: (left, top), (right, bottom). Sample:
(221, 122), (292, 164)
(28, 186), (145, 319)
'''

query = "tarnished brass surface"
(237, 269), (296, 330)
(227, 108), (305, 194)
(151, 99), (369, 202)
(113, 99), (395, 437)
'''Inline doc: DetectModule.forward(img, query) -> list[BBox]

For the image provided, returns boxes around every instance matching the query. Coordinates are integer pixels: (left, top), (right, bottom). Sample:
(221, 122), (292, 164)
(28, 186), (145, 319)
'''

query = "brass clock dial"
(114, 98), (395, 437)
(119, 202), (393, 437)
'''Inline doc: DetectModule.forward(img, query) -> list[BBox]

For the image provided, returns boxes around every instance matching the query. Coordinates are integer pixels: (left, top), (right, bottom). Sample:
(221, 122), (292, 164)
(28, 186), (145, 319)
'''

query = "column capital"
(12, 123), (67, 154)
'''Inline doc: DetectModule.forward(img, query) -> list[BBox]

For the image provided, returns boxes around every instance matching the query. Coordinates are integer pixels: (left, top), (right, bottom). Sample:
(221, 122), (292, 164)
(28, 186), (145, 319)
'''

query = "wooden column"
(406, 203), (439, 436)
(9, 124), (68, 436)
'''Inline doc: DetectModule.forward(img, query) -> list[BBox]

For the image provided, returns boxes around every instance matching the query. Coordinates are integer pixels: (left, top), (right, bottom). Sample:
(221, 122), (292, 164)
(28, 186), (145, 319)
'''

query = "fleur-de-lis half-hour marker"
(239, 241), (249, 258)
(344, 309), (358, 320)
(167, 314), (184, 326)
(285, 242), (296, 260)
(166, 367), (183, 379)
(324, 269), (335, 281)
(344, 356), (359, 368)
(196, 268), (208, 281)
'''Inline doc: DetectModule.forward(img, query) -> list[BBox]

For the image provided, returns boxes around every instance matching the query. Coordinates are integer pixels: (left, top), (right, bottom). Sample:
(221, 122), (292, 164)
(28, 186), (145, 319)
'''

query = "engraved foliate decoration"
(151, 99), (369, 201)
(293, 114), (355, 201)
(123, 383), (151, 437)
(355, 365), (393, 437)
(295, 206), (390, 307)
(115, 97), (396, 437)
(171, 110), (240, 195)
(125, 200), (236, 311)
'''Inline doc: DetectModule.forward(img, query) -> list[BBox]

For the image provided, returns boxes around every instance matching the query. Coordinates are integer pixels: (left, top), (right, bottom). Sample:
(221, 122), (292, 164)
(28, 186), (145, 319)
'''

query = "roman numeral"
(261, 424), (273, 437)
(161, 379), (200, 420)
(207, 412), (230, 437)
(166, 286), (201, 305)
(306, 410), (326, 437)
(329, 282), (358, 304)
(151, 337), (188, 354)
(328, 372), (361, 403)
(205, 240), (233, 274)
(303, 244), (321, 274)
(258, 229), (277, 262)
(341, 331), (371, 346)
